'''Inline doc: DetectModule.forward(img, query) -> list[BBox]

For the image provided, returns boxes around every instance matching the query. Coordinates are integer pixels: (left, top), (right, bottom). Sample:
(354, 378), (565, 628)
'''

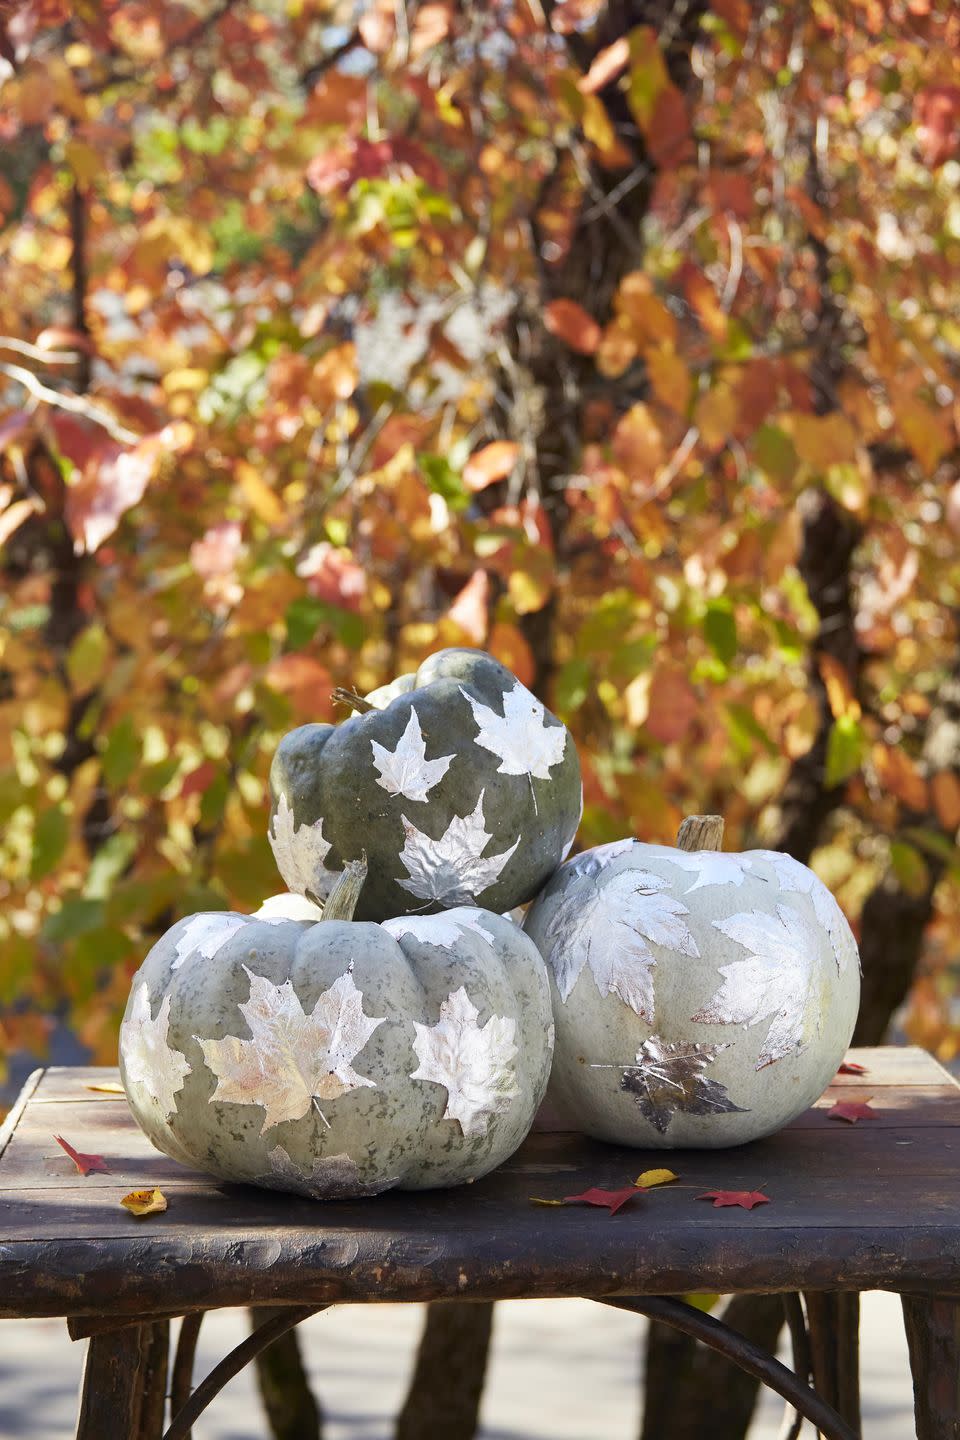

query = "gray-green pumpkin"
(523, 832), (860, 1149)
(267, 647), (582, 923)
(119, 867), (555, 1198)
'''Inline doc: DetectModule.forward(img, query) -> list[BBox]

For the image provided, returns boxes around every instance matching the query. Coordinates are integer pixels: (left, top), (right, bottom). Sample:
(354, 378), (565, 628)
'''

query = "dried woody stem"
(331, 687), (375, 714)
(676, 814), (725, 854)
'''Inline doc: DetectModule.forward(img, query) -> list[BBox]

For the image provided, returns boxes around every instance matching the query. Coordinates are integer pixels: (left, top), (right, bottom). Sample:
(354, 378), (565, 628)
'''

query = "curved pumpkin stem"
(676, 814), (725, 853)
(320, 855), (368, 922)
(331, 687), (375, 714)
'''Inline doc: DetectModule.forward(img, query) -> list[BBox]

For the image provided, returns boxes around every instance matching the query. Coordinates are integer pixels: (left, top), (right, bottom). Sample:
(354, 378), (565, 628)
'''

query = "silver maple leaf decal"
(198, 966), (385, 1134)
(260, 1145), (396, 1199)
(172, 913), (246, 971)
(410, 986), (519, 1137)
(120, 982), (192, 1120)
(382, 907), (498, 948)
(460, 681), (567, 779)
(541, 868), (699, 1021)
(563, 837), (636, 880)
(761, 851), (859, 975)
(611, 1036), (748, 1134)
(268, 793), (334, 900)
(370, 707), (456, 804)
(665, 851), (752, 892)
(397, 791), (520, 904)
(693, 904), (822, 1068)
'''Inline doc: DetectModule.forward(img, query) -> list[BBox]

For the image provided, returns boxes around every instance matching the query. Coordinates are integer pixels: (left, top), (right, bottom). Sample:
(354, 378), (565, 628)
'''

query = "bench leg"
(75, 1323), (149, 1439)
(901, 1294), (960, 1439)
(803, 1292), (861, 1435)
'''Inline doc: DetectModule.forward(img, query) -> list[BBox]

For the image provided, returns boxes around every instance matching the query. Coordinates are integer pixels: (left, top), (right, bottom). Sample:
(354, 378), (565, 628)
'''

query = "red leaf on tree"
(828, 1099), (875, 1124)
(544, 299), (601, 355)
(914, 85), (960, 168)
(698, 1190), (770, 1210)
(179, 760), (217, 798)
(448, 568), (490, 645)
(562, 1185), (644, 1215)
(837, 1061), (868, 1075)
(578, 37), (630, 95)
(54, 1134), (110, 1176)
(463, 440), (519, 492)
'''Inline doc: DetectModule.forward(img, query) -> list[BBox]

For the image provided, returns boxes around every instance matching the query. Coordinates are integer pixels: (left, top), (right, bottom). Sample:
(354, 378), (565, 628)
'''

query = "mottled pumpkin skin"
(268, 648), (581, 922)
(524, 840), (861, 1149)
(120, 905), (554, 1198)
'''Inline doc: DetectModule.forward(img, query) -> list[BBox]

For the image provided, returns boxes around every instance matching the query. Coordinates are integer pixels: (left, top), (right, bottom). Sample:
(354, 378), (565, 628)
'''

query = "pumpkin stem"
(320, 855), (368, 921)
(676, 814), (725, 852)
(331, 687), (375, 714)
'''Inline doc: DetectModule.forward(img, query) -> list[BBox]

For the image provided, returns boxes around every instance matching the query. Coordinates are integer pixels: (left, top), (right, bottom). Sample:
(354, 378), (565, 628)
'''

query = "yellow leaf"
(789, 412), (858, 470)
(162, 368), (209, 394)
(121, 1187), (168, 1217)
(85, 1082), (126, 1094)
(64, 139), (103, 187)
(646, 346), (690, 412)
(635, 1168), (678, 1189)
(818, 654), (860, 721)
(236, 459), (285, 526)
(529, 1196), (566, 1206)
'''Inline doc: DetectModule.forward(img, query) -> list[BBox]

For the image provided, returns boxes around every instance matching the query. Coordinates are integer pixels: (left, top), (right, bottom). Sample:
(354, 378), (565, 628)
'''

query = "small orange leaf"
(85, 1082), (126, 1095)
(54, 1135), (110, 1176)
(578, 37), (630, 95)
(932, 771), (960, 831)
(872, 745), (928, 813)
(463, 441), (519, 492)
(121, 1187), (168, 1217)
(828, 1099), (875, 1124)
(544, 299), (601, 355)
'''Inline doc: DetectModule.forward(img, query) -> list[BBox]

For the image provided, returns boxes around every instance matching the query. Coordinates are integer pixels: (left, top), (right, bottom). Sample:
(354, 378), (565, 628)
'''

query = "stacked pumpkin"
(120, 647), (860, 1198)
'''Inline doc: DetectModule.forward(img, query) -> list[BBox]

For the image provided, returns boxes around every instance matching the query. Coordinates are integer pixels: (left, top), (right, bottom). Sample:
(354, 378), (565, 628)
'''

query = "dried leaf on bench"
(698, 1189), (770, 1210)
(837, 1061), (868, 1075)
(635, 1168), (678, 1189)
(828, 1098), (875, 1123)
(85, 1081), (126, 1094)
(121, 1187), (168, 1217)
(53, 1134), (110, 1175)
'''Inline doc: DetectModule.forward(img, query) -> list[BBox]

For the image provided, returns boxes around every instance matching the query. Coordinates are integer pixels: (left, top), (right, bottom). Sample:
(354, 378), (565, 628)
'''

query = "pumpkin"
(119, 862), (555, 1197)
(522, 817), (860, 1149)
(267, 647), (582, 923)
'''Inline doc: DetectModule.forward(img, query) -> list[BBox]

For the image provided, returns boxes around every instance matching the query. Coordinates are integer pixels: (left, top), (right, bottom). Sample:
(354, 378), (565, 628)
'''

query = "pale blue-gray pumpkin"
(267, 647), (582, 923)
(523, 820), (861, 1149)
(119, 864), (555, 1198)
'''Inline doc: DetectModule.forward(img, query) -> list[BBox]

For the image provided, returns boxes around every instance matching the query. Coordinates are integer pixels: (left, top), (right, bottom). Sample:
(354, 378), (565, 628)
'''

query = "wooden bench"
(1, 1046), (958, 1438)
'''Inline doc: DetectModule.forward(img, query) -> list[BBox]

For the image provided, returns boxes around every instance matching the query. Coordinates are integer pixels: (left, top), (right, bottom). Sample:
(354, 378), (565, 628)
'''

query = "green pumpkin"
(268, 647), (582, 922)
(119, 865), (555, 1197)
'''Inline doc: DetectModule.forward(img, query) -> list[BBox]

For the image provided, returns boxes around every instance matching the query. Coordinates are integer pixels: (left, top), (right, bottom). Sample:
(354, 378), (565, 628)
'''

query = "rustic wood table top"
(1, 1045), (958, 1325)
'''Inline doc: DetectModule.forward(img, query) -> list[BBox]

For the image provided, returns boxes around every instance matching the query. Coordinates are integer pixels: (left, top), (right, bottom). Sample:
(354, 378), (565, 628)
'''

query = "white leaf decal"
(410, 986), (519, 1137)
(397, 791), (520, 904)
(382, 907), (499, 948)
(260, 1145), (395, 1199)
(761, 851), (858, 975)
(541, 868), (699, 1020)
(370, 707), (455, 803)
(198, 966), (385, 1134)
(693, 904), (821, 1069)
(268, 793), (333, 900)
(560, 783), (584, 861)
(460, 681), (567, 779)
(254, 893), (326, 923)
(564, 837), (635, 881)
(120, 983), (191, 1120)
(172, 913), (246, 971)
(665, 851), (752, 892)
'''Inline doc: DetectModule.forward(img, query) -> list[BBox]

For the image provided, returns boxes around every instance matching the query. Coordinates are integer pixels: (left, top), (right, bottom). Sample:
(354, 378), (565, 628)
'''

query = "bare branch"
(0, 363), (140, 445)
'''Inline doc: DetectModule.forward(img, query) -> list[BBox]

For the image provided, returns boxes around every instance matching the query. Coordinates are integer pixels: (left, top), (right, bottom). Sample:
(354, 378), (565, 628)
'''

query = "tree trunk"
(395, 1302), (495, 1440)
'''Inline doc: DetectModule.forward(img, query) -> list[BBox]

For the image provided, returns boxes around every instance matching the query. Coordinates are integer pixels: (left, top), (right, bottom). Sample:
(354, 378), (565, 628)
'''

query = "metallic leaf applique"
(761, 851), (858, 975)
(541, 868), (699, 1020)
(665, 851), (752, 892)
(370, 707), (455, 804)
(560, 783), (585, 862)
(564, 837), (636, 880)
(260, 1145), (394, 1199)
(268, 793), (334, 900)
(120, 982), (192, 1120)
(459, 681), (567, 779)
(397, 791), (520, 905)
(410, 986), (519, 1137)
(616, 1037), (747, 1134)
(382, 907), (498, 948)
(693, 904), (821, 1068)
(198, 966), (385, 1134)
(172, 913), (246, 971)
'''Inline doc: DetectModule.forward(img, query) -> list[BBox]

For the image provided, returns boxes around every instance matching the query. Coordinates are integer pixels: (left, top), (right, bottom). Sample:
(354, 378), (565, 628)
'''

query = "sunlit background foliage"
(1, 0), (959, 1096)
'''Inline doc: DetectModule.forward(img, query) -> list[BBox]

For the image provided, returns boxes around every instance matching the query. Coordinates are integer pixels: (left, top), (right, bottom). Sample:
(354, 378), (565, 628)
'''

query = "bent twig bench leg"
(901, 1293), (960, 1440)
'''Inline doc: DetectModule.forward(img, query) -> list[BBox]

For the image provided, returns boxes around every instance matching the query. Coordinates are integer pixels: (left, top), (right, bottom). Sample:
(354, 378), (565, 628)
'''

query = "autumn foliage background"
(1, 0), (960, 1099)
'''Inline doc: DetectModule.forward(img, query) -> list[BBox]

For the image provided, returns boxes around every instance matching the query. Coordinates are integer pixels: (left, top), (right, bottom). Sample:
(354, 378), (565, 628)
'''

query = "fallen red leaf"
(698, 1190), (770, 1210)
(828, 1099), (875, 1124)
(837, 1061), (868, 1075)
(54, 1134), (110, 1176)
(562, 1185), (644, 1215)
